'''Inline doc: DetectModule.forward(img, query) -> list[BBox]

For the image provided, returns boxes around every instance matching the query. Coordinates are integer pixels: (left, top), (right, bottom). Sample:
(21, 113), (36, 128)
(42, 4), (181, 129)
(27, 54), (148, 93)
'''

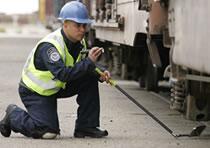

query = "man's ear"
(63, 20), (70, 29)
(63, 21), (68, 29)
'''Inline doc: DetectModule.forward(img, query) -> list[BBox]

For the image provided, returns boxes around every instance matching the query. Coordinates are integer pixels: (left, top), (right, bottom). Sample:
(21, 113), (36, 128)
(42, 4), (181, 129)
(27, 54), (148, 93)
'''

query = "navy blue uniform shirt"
(33, 29), (96, 82)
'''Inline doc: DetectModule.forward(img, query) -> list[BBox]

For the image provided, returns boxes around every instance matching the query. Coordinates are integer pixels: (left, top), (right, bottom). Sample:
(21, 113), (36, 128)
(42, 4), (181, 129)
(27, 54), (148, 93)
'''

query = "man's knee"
(31, 128), (58, 139)
(42, 132), (57, 139)
(31, 131), (57, 139)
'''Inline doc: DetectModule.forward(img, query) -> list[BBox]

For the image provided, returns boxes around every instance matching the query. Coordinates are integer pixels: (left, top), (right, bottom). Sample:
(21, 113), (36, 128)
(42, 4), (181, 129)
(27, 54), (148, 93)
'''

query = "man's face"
(63, 20), (87, 43)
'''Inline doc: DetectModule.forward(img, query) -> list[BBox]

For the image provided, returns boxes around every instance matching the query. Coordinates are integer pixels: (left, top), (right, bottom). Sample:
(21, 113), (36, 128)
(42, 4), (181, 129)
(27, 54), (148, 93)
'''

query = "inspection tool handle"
(80, 48), (104, 54)
(95, 68), (116, 86)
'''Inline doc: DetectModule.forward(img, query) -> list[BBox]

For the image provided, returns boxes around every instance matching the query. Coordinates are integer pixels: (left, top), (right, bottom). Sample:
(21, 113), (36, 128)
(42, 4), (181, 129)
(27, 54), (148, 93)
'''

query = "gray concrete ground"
(0, 33), (210, 148)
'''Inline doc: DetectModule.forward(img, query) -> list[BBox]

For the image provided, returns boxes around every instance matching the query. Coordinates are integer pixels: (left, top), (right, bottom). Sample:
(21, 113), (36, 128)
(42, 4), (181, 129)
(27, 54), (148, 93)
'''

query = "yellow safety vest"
(22, 28), (86, 96)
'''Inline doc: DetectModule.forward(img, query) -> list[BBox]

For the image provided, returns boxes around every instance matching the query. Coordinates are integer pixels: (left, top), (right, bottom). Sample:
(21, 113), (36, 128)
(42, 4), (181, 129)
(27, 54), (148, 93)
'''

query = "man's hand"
(88, 47), (103, 63)
(99, 70), (111, 83)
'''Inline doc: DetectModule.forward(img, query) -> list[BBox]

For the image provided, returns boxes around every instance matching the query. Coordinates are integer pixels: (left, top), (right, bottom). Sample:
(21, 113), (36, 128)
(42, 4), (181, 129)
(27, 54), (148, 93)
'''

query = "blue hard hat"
(58, 1), (92, 24)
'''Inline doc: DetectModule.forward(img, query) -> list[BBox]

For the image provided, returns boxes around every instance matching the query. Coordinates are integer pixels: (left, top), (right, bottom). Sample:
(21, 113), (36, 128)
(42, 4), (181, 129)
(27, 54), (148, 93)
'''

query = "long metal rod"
(114, 84), (174, 136)
(114, 84), (206, 138)
(95, 68), (174, 135)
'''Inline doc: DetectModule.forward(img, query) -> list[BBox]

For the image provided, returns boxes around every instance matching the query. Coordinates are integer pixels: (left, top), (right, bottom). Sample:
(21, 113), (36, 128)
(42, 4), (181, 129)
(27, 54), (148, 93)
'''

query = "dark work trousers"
(9, 74), (100, 138)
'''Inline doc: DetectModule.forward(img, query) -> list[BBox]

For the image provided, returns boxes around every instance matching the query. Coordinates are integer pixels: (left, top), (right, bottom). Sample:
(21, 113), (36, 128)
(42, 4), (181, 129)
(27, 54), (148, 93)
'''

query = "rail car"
(166, 0), (210, 121)
(82, 0), (170, 92)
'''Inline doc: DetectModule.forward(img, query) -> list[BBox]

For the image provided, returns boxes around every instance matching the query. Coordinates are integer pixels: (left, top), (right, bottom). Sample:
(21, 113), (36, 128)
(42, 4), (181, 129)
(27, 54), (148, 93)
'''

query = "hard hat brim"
(58, 17), (93, 24)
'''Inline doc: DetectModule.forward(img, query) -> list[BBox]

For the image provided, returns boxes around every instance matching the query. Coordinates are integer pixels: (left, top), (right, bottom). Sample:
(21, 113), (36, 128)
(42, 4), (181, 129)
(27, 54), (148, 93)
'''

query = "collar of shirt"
(61, 28), (83, 62)
(61, 28), (83, 51)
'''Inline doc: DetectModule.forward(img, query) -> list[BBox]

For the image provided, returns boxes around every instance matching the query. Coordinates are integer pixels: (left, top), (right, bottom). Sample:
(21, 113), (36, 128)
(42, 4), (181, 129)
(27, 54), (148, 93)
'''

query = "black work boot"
(74, 127), (108, 138)
(0, 104), (17, 137)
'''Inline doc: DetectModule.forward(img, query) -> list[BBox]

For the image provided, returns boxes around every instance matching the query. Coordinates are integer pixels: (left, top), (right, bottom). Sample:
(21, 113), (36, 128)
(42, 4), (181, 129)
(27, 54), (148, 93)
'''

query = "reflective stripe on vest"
(22, 28), (85, 96)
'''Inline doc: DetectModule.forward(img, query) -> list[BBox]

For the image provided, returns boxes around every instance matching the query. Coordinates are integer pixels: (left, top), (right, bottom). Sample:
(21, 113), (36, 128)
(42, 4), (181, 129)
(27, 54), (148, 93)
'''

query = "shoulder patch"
(50, 52), (60, 62)
(47, 47), (61, 62)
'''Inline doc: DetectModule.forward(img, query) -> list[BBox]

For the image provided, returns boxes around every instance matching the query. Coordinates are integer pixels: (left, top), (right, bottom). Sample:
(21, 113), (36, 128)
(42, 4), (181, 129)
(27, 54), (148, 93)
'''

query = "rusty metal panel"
(149, 0), (168, 34)
(171, 0), (210, 74)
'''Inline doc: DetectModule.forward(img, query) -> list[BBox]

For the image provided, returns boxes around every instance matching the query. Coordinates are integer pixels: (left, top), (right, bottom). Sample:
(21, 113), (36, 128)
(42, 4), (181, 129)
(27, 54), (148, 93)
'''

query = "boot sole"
(74, 131), (108, 138)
